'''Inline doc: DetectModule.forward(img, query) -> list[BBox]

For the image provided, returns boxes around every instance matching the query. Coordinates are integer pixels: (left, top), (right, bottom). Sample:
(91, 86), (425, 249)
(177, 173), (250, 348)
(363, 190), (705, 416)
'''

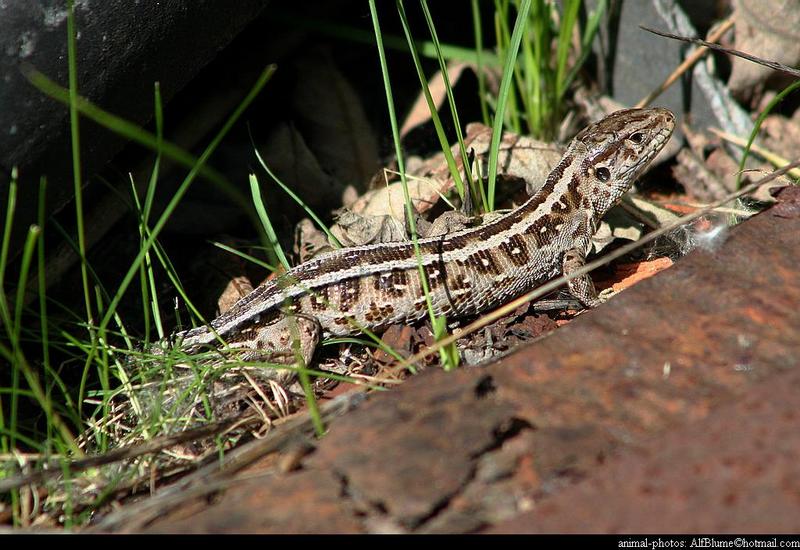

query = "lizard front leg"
(225, 313), (321, 382)
(562, 247), (603, 308)
(562, 212), (608, 309)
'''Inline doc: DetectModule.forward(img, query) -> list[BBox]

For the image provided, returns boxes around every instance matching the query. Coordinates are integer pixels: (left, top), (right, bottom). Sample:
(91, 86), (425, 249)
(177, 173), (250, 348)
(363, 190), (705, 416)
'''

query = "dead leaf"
(217, 276), (254, 315)
(398, 123), (562, 203)
(294, 218), (334, 262)
(259, 122), (346, 210)
(761, 113), (800, 164)
(590, 220), (642, 254)
(729, 0), (800, 98)
(373, 325), (415, 364)
(459, 123), (563, 196)
(344, 174), (445, 221)
(331, 210), (408, 247)
(292, 47), (380, 187)
(400, 62), (469, 137)
(624, 195), (683, 228)
(672, 148), (735, 202)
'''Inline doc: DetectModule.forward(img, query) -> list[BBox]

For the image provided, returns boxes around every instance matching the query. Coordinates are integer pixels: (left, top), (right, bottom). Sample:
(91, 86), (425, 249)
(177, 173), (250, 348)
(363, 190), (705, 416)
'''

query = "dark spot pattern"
(527, 215), (558, 247)
(364, 302), (395, 324)
(498, 234), (530, 266)
(423, 263), (444, 289)
(337, 278), (361, 312)
(373, 268), (408, 297)
(468, 248), (500, 275)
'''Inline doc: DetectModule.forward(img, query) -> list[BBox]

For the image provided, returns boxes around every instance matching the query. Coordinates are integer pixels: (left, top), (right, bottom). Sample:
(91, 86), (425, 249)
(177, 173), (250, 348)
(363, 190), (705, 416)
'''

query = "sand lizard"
(168, 108), (675, 375)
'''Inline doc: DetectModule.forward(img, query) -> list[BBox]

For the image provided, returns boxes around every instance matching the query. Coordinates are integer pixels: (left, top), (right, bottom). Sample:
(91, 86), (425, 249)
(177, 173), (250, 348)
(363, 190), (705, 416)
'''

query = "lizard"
(167, 107), (675, 378)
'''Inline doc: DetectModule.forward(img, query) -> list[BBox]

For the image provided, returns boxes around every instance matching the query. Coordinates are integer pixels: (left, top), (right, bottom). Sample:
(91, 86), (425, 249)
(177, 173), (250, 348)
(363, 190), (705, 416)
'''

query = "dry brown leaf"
(729, 0), (800, 97)
(344, 175), (445, 221)
(672, 148), (734, 202)
(259, 122), (346, 210)
(331, 210), (409, 247)
(590, 219), (641, 254)
(761, 113), (800, 162)
(405, 123), (562, 199)
(461, 123), (563, 196)
(294, 218), (334, 263)
(400, 62), (469, 137)
(217, 276), (254, 315)
(292, 47), (380, 187)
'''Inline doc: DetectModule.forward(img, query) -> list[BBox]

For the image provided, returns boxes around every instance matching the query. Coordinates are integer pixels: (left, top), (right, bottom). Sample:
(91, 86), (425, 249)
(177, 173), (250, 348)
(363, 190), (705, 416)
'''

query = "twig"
(636, 16), (735, 108)
(0, 417), (247, 492)
(641, 24), (800, 80)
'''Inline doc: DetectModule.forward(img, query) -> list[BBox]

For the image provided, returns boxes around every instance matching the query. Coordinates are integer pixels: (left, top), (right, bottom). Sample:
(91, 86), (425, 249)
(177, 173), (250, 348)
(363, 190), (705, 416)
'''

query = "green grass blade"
(210, 241), (276, 271)
(249, 173), (290, 272)
(555, 0), (580, 102)
(274, 11), (501, 66)
(13, 227), (40, 359)
(66, 0), (94, 333)
(471, 0), (491, 126)
(735, 79), (800, 189)
(371, 0), (457, 370)
(0, 170), (17, 334)
(96, 65), (277, 336)
(23, 70), (255, 221)
(37, 176), (54, 442)
(396, 0), (466, 202)
(487, 0), (532, 210)
(563, 0), (607, 99)
(252, 145), (342, 249)
(420, 0), (481, 211)
(289, 318), (324, 437)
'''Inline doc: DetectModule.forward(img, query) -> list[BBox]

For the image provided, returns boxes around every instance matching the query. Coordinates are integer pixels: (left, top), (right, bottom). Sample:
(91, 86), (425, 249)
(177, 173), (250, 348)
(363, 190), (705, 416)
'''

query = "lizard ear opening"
(595, 166), (611, 182)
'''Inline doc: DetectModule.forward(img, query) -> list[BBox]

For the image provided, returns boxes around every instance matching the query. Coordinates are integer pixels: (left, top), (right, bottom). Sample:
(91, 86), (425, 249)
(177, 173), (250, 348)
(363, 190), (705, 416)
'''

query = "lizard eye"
(629, 132), (644, 144)
(595, 166), (611, 182)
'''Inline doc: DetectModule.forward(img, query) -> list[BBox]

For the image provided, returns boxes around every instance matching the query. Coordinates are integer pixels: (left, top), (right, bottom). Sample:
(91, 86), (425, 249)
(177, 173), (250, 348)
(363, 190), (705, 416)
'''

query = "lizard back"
(177, 107), (675, 347)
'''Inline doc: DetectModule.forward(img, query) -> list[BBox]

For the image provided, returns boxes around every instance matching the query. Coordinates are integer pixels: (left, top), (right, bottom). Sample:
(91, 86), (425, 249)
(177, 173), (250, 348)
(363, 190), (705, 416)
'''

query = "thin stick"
(641, 23), (800, 80)
(636, 15), (735, 108)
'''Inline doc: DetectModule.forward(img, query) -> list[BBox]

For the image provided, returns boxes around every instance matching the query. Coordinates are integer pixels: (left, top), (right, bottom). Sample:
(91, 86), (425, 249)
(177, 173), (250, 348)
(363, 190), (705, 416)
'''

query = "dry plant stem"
(708, 127), (800, 179)
(0, 417), (249, 492)
(641, 23), (800, 80)
(635, 15), (735, 108)
(394, 159), (800, 373)
(88, 389), (367, 532)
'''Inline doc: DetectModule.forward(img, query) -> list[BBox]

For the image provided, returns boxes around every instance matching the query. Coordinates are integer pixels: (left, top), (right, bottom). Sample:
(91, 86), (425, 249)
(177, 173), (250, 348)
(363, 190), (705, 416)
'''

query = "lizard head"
(571, 107), (675, 215)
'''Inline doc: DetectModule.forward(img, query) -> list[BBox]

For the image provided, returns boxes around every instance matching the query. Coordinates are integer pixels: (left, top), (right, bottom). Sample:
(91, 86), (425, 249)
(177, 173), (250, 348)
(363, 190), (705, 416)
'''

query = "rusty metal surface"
(144, 186), (800, 533)
(489, 366), (800, 533)
(149, 469), (363, 534)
